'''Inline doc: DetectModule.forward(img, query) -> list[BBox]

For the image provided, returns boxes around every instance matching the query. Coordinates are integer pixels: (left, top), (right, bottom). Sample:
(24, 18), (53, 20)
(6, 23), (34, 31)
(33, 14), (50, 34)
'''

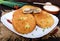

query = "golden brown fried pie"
(21, 5), (35, 13)
(21, 5), (41, 14)
(34, 11), (54, 28)
(12, 9), (36, 34)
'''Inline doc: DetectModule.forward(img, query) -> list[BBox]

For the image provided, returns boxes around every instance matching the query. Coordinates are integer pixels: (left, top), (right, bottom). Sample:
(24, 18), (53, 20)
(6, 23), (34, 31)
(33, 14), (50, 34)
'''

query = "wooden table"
(0, 5), (60, 41)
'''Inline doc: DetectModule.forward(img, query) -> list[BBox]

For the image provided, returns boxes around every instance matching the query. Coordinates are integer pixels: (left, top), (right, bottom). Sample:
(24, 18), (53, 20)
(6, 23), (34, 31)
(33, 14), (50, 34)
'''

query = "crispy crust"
(34, 10), (54, 28)
(12, 9), (36, 34)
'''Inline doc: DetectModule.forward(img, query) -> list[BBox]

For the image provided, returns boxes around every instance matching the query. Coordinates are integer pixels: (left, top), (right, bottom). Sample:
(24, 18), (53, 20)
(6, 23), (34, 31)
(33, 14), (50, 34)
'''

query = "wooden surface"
(0, 4), (60, 41)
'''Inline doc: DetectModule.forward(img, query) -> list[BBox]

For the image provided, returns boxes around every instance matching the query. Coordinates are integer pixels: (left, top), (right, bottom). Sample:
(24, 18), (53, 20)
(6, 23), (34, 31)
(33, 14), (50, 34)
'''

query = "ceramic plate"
(1, 11), (59, 38)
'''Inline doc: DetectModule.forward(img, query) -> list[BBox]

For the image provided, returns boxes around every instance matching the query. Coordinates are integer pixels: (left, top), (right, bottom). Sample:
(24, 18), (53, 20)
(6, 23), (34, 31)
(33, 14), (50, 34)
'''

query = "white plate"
(1, 11), (59, 38)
